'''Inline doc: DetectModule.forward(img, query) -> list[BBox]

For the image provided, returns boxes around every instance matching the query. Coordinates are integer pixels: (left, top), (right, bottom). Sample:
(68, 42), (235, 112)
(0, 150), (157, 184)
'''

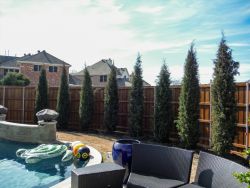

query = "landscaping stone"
(0, 114), (6, 121)
(0, 105), (8, 114)
(36, 109), (59, 122)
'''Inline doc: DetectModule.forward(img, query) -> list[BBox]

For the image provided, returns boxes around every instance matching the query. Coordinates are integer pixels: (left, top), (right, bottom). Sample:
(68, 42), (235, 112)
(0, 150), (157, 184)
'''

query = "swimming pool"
(0, 139), (86, 188)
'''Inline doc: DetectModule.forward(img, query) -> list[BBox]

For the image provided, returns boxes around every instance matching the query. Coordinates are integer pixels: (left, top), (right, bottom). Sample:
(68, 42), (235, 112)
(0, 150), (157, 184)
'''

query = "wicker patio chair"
(179, 151), (249, 188)
(71, 162), (125, 188)
(126, 143), (194, 188)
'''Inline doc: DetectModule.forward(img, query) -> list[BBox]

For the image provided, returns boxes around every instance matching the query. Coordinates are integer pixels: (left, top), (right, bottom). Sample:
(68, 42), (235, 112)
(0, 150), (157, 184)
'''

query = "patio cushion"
(127, 172), (186, 188)
(179, 183), (205, 188)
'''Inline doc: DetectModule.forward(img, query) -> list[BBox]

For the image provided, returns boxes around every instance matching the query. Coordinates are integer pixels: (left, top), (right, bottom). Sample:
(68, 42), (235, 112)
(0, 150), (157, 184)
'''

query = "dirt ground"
(57, 131), (198, 182)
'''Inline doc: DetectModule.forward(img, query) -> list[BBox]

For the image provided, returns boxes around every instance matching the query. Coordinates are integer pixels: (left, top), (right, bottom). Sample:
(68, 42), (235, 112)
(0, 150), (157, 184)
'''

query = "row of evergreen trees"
(156, 34), (239, 156)
(34, 34), (238, 155)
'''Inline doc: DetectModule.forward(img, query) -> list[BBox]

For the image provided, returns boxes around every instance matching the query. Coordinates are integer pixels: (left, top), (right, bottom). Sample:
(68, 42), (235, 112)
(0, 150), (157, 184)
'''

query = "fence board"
(0, 82), (249, 153)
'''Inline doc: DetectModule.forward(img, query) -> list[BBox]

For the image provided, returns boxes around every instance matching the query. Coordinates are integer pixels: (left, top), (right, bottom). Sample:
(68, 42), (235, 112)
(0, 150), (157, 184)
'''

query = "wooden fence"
(0, 82), (249, 154)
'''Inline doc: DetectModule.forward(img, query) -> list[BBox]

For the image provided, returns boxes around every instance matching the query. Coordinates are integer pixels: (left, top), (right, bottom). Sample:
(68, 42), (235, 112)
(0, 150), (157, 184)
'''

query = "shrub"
(79, 66), (94, 130)
(233, 171), (250, 188)
(128, 53), (144, 137)
(104, 65), (118, 132)
(176, 43), (200, 149)
(154, 61), (172, 142)
(56, 65), (70, 129)
(34, 68), (49, 121)
(0, 72), (30, 86)
(211, 34), (239, 155)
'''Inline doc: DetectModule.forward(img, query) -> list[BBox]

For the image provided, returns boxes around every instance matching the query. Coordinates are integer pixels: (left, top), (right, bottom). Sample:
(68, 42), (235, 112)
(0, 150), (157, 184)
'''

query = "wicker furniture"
(71, 162), (125, 188)
(126, 143), (194, 188)
(179, 151), (249, 188)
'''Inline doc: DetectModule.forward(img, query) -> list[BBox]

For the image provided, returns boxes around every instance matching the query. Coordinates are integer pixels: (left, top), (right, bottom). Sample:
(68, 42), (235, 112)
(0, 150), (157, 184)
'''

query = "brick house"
(0, 50), (71, 86)
(71, 59), (150, 87)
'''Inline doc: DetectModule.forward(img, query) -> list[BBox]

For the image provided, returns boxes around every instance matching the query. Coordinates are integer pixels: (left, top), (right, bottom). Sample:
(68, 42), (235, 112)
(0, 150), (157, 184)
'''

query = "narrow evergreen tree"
(129, 53), (144, 137)
(154, 61), (172, 142)
(211, 34), (239, 155)
(34, 68), (49, 121)
(56, 65), (70, 129)
(104, 64), (118, 132)
(79, 66), (94, 130)
(176, 43), (200, 149)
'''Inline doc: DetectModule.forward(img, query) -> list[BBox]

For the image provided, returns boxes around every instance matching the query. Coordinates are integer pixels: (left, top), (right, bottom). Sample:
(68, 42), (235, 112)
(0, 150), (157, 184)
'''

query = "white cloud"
(229, 43), (250, 47)
(135, 6), (164, 14)
(0, 0), (249, 86)
(198, 44), (217, 53)
(0, 0), (134, 70)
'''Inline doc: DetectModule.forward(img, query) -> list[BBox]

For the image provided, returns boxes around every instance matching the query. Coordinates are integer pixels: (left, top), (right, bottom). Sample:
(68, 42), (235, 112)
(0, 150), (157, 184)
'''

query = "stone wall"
(0, 121), (57, 143)
(20, 63), (69, 86)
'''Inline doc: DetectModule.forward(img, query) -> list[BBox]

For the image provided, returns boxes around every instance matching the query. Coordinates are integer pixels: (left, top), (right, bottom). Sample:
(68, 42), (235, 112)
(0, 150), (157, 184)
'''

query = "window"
(34, 65), (42, 72)
(100, 75), (107, 82)
(49, 66), (57, 72)
(4, 69), (19, 75)
(4, 69), (8, 75)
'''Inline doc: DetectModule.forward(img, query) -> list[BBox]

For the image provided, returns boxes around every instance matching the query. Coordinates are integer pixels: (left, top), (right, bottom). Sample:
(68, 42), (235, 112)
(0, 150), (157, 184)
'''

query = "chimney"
(37, 50), (40, 53)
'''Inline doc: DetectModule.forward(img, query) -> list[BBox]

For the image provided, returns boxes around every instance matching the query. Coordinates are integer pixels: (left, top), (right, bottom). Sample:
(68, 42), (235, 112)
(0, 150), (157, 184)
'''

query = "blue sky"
(0, 0), (249, 85)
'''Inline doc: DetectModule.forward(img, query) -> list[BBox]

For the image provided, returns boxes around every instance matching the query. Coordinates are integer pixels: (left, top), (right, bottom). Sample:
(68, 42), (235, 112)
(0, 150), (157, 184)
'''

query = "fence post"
(153, 86), (156, 116)
(2, 86), (5, 106)
(246, 81), (249, 149)
(22, 87), (25, 123)
(209, 80), (212, 148)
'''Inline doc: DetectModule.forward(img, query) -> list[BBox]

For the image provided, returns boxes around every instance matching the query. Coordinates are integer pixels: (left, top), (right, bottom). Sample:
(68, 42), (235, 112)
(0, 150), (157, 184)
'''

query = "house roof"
(0, 56), (20, 68)
(69, 74), (82, 85)
(117, 68), (129, 76)
(0, 50), (70, 68)
(19, 50), (70, 66)
(0, 55), (18, 63)
(72, 59), (128, 77)
(72, 59), (113, 76)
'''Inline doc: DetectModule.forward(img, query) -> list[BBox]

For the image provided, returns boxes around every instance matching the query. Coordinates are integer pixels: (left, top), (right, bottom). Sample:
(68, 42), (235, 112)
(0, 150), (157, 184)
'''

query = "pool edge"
(51, 144), (102, 188)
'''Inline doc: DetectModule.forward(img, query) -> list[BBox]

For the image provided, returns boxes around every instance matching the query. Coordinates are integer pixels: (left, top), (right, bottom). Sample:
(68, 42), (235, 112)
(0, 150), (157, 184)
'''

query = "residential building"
(0, 50), (71, 86)
(71, 59), (150, 87)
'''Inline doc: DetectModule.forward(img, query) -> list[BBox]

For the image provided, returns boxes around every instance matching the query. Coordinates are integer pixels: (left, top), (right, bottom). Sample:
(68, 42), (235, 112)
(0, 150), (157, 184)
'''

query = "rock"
(0, 105), (8, 114)
(36, 109), (59, 122)
(0, 114), (6, 121)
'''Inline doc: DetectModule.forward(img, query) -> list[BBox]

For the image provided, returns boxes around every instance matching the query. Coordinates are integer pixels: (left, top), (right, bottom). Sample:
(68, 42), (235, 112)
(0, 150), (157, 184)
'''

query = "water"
(0, 139), (86, 188)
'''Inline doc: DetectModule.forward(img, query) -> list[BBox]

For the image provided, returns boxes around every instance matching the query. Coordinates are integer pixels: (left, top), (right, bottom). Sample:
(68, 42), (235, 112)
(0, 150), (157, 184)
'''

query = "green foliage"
(129, 53), (144, 137)
(154, 61), (172, 142)
(243, 148), (250, 157)
(0, 72), (30, 86)
(242, 148), (250, 166)
(211, 34), (239, 155)
(35, 68), (49, 121)
(56, 65), (70, 129)
(176, 43), (200, 149)
(233, 171), (250, 188)
(104, 65), (118, 132)
(79, 66), (94, 130)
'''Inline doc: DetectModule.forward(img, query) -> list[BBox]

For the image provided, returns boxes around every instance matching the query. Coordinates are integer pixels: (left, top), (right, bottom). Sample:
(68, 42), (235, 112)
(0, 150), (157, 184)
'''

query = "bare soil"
(57, 131), (198, 182)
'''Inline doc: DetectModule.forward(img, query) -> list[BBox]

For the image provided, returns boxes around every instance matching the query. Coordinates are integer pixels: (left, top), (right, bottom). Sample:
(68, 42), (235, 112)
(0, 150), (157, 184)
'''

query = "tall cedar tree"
(34, 68), (49, 121)
(211, 34), (239, 155)
(104, 65), (118, 132)
(176, 43), (200, 149)
(56, 65), (70, 129)
(79, 66), (94, 130)
(154, 61), (172, 142)
(129, 53), (144, 137)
